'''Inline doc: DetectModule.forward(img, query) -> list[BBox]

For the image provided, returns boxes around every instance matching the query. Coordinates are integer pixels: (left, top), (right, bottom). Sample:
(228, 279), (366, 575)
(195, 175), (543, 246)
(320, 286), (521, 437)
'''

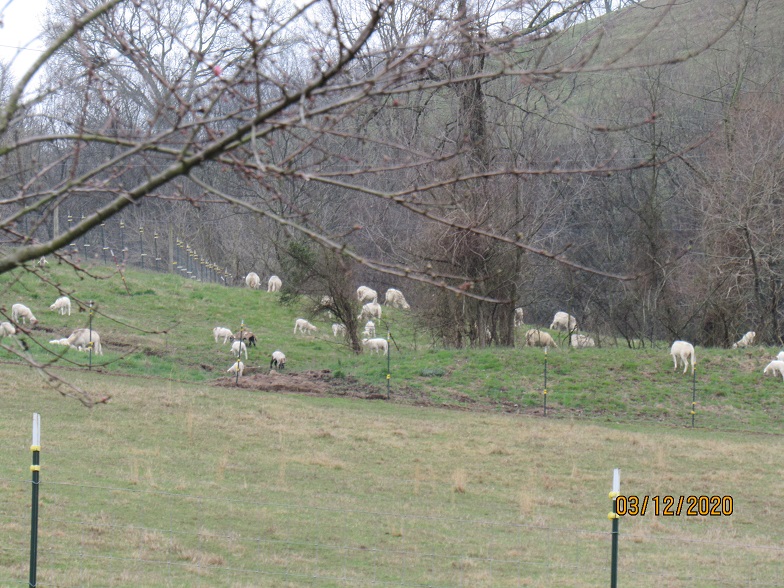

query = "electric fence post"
(691, 365), (697, 428)
(386, 330), (391, 399)
(608, 468), (621, 588)
(543, 345), (549, 416)
(81, 214), (90, 257)
(139, 226), (145, 269)
(236, 320), (245, 385)
(29, 413), (41, 588)
(88, 301), (94, 370)
(120, 219), (126, 263)
(101, 222), (107, 264)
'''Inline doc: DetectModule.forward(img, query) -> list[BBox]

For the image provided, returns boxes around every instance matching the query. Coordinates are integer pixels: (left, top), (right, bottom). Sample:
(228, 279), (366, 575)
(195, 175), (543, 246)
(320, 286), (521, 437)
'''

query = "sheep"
(670, 341), (695, 375)
(514, 307), (525, 328)
(362, 337), (388, 354)
(48, 296), (72, 316)
(267, 275), (282, 292)
(570, 333), (596, 348)
(66, 328), (103, 355)
(245, 272), (261, 289)
(763, 360), (784, 381)
(270, 350), (286, 370)
(384, 288), (410, 310)
(11, 303), (38, 325)
(37, 256), (48, 267)
(732, 331), (756, 349)
(550, 311), (578, 331)
(49, 337), (70, 346)
(358, 301), (382, 322)
(356, 286), (378, 303)
(777, 351), (784, 362)
(525, 329), (558, 348)
(294, 318), (318, 335)
(233, 330), (257, 347)
(332, 323), (347, 337)
(213, 326), (233, 344)
(231, 339), (248, 359)
(363, 320), (376, 338)
(320, 295), (334, 307)
(1, 321), (16, 338)
(227, 360), (245, 377)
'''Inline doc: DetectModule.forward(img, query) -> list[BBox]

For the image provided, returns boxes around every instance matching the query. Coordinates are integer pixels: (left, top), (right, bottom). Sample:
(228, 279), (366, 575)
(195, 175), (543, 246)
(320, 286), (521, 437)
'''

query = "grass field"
(0, 264), (782, 586)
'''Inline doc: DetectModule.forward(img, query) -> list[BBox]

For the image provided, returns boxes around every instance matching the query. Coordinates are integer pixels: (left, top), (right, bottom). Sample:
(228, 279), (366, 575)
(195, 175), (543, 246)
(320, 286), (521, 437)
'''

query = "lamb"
(763, 360), (784, 381)
(732, 331), (756, 349)
(550, 311), (577, 331)
(227, 360), (245, 377)
(384, 288), (410, 310)
(362, 337), (388, 354)
(1, 322), (16, 338)
(270, 350), (286, 370)
(267, 275), (282, 292)
(356, 286), (378, 303)
(66, 328), (103, 355)
(570, 333), (596, 348)
(332, 323), (347, 337)
(49, 337), (70, 346)
(514, 307), (525, 328)
(49, 296), (71, 316)
(670, 341), (695, 375)
(294, 318), (318, 335)
(525, 329), (558, 348)
(245, 272), (261, 289)
(363, 320), (376, 338)
(358, 301), (382, 322)
(231, 339), (248, 359)
(11, 303), (38, 325)
(213, 326), (233, 344)
(233, 330), (257, 347)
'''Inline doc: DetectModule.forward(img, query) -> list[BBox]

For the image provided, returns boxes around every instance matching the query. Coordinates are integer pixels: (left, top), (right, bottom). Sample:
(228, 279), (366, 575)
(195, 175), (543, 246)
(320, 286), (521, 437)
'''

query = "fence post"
(691, 366), (697, 428)
(386, 330), (391, 399)
(119, 219), (126, 263)
(139, 226), (145, 269)
(101, 222), (108, 264)
(153, 231), (160, 272)
(29, 413), (41, 588)
(608, 468), (620, 588)
(88, 301), (94, 370)
(81, 214), (90, 258)
(543, 346), (548, 416)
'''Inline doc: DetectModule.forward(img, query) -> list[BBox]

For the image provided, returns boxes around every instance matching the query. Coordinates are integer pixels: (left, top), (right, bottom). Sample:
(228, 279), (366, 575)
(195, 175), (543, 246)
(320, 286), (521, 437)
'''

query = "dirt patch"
(216, 369), (363, 397)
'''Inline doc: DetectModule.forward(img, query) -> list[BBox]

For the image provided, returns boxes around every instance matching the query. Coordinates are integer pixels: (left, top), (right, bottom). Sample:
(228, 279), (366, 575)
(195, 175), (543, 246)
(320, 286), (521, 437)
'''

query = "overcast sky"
(1, 0), (48, 80)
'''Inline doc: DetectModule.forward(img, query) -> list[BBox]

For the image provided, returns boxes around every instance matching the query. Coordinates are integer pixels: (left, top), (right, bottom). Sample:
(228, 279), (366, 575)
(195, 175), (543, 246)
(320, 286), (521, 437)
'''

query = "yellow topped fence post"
(543, 345), (549, 416)
(608, 468), (620, 588)
(29, 413), (41, 588)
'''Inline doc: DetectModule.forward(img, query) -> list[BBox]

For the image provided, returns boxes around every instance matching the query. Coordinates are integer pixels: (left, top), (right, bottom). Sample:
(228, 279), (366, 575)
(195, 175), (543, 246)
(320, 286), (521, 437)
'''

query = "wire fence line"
(1, 476), (781, 587)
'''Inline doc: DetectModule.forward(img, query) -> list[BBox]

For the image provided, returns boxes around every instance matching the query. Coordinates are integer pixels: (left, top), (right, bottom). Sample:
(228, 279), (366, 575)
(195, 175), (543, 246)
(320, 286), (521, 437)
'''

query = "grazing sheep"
(525, 329), (558, 348)
(49, 296), (71, 316)
(670, 341), (695, 375)
(233, 330), (257, 347)
(384, 288), (410, 310)
(732, 331), (756, 349)
(231, 340), (248, 359)
(777, 351), (784, 362)
(332, 323), (347, 337)
(356, 286), (378, 303)
(570, 333), (596, 348)
(270, 350), (286, 370)
(294, 318), (318, 335)
(363, 320), (376, 338)
(514, 307), (525, 328)
(227, 360), (245, 377)
(763, 360), (784, 381)
(213, 326), (233, 344)
(362, 337), (388, 354)
(550, 311), (578, 331)
(245, 272), (261, 289)
(358, 302), (382, 322)
(1, 322), (16, 338)
(11, 303), (38, 325)
(267, 275), (282, 292)
(66, 328), (103, 355)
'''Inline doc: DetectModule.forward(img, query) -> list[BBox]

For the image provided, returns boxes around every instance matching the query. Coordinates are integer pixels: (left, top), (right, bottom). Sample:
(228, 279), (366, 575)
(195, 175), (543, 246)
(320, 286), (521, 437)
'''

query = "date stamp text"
(615, 495), (733, 516)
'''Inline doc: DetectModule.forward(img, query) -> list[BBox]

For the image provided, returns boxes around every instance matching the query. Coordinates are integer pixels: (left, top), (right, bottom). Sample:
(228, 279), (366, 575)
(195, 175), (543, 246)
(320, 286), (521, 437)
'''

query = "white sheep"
(570, 333), (596, 348)
(332, 323), (347, 337)
(514, 307), (525, 327)
(231, 339), (248, 359)
(227, 360), (245, 377)
(525, 329), (558, 348)
(732, 331), (756, 349)
(362, 337), (388, 354)
(245, 272), (261, 289)
(37, 256), (48, 267)
(294, 318), (317, 335)
(777, 351), (784, 362)
(357, 286), (378, 303)
(213, 326), (233, 344)
(384, 288), (410, 309)
(270, 350), (286, 370)
(550, 311), (578, 331)
(363, 321), (376, 338)
(267, 275), (282, 292)
(1, 322), (16, 338)
(11, 303), (38, 325)
(49, 296), (71, 316)
(359, 301), (382, 322)
(670, 341), (695, 375)
(49, 337), (70, 346)
(66, 328), (103, 355)
(763, 360), (784, 381)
